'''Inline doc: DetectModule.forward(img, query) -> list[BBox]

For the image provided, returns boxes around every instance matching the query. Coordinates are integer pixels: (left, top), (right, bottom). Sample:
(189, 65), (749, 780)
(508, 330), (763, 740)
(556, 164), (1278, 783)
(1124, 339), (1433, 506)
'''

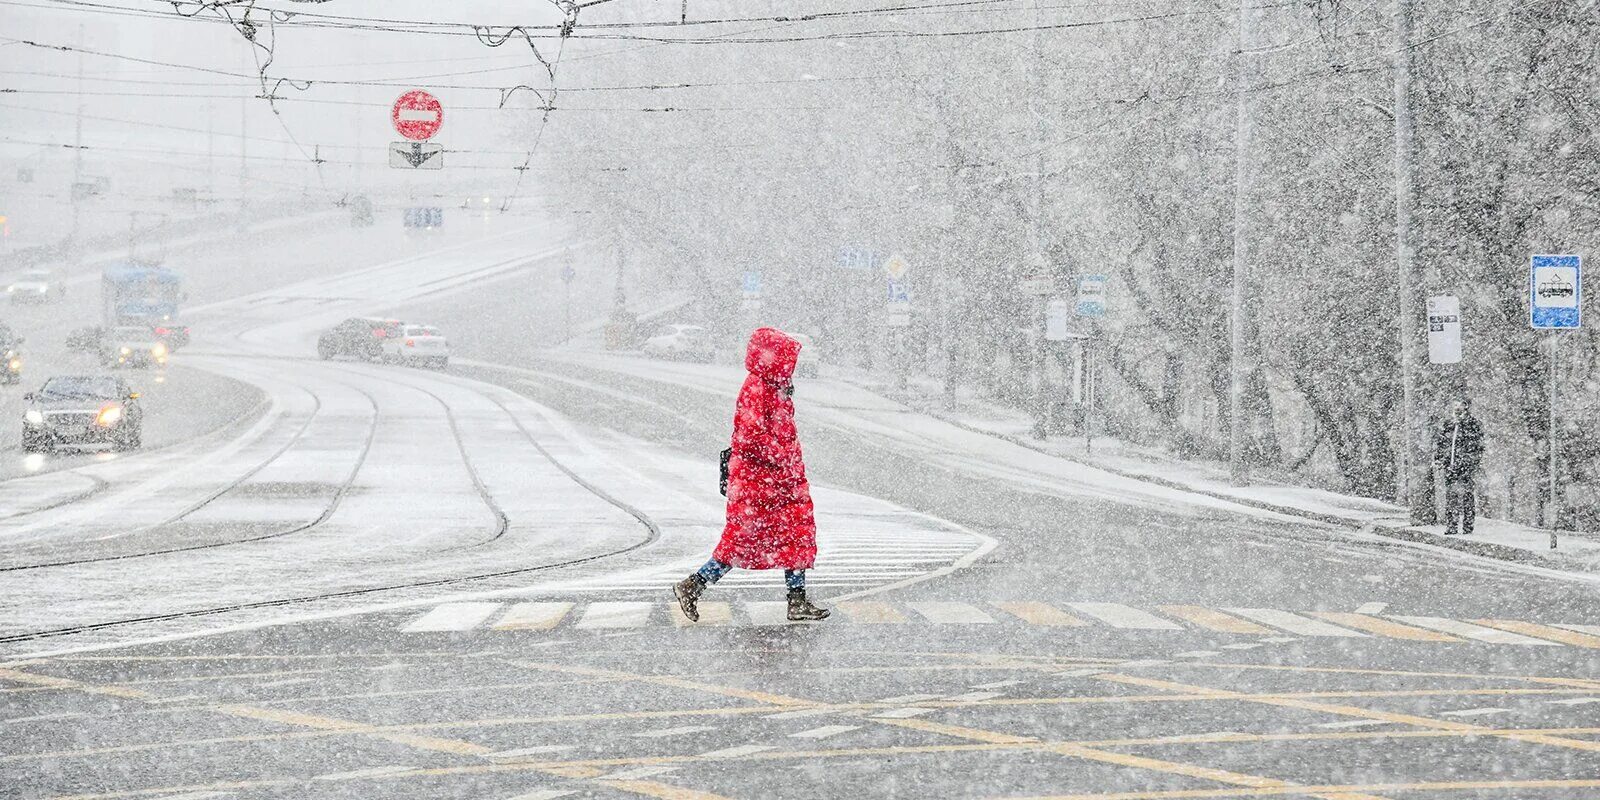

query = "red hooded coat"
(711, 328), (818, 571)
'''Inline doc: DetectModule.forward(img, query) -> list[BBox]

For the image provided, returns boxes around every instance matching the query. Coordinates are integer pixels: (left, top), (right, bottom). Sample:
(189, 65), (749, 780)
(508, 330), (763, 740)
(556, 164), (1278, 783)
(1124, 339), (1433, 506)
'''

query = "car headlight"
(8, 359), (20, 371)
(24, 409), (43, 425)
(151, 343), (168, 358)
(96, 405), (123, 427)
(120, 346), (132, 355)
(37, 287), (47, 293)
(5, 286), (14, 293)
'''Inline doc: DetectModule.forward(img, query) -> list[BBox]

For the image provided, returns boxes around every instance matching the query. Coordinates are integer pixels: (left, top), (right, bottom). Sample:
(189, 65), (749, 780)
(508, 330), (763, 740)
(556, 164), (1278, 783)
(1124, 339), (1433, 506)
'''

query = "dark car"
(22, 374), (143, 452)
(318, 317), (401, 361)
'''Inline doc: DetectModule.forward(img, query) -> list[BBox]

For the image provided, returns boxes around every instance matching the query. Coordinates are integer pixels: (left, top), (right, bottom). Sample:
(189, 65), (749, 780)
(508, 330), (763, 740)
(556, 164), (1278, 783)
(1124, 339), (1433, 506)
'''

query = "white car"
(790, 333), (821, 379)
(8, 270), (63, 304)
(642, 324), (714, 362)
(383, 324), (449, 369)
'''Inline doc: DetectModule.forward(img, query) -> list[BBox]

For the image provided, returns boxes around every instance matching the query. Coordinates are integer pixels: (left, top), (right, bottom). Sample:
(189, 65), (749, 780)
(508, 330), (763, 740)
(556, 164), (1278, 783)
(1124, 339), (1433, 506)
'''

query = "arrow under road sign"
(389, 142), (444, 170)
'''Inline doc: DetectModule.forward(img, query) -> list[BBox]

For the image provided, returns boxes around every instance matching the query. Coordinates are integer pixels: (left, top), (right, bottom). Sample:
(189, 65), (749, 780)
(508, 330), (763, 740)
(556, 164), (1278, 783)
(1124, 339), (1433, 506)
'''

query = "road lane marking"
(872, 707), (936, 719)
(700, 744), (777, 758)
(1545, 697), (1600, 706)
(993, 602), (1088, 626)
(575, 602), (653, 629)
(990, 778), (1600, 799)
(1220, 643), (1263, 650)
(1474, 619), (1600, 648)
(1094, 672), (1600, 754)
(1067, 603), (1182, 630)
(878, 693), (943, 703)
(763, 708), (838, 719)
(503, 790), (576, 800)
(790, 725), (860, 739)
(1438, 707), (1509, 717)
(0, 667), (152, 699)
(1388, 616), (1560, 646)
(314, 765), (414, 781)
(490, 745), (578, 759)
(1354, 602), (1388, 614)
(1314, 720), (1395, 730)
(596, 780), (731, 800)
(1306, 613), (1458, 642)
(1173, 651), (1220, 659)
(402, 603), (503, 633)
(907, 602), (996, 624)
(604, 766), (678, 780)
(1225, 609), (1366, 638)
(494, 602), (574, 631)
(833, 602), (909, 624)
(1157, 605), (1272, 634)
(1557, 623), (1600, 636)
(947, 691), (1005, 703)
(672, 601), (732, 627)
(634, 726), (715, 738)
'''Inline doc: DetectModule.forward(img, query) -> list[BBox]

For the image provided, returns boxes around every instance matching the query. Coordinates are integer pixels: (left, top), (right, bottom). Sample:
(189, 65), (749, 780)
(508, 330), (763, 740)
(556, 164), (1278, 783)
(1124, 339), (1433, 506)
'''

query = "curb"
(920, 407), (1581, 570)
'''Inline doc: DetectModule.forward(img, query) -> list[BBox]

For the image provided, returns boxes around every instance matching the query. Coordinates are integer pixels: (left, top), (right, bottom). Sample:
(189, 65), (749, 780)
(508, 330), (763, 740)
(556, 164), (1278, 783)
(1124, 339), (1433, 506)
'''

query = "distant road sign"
(837, 247), (878, 271)
(389, 141), (443, 169)
(1021, 274), (1053, 297)
(1075, 274), (1107, 317)
(883, 253), (911, 281)
(392, 90), (443, 141)
(1046, 298), (1074, 341)
(403, 207), (443, 228)
(1530, 254), (1581, 330)
(1427, 294), (1462, 364)
(742, 270), (762, 298)
(561, 264), (576, 284)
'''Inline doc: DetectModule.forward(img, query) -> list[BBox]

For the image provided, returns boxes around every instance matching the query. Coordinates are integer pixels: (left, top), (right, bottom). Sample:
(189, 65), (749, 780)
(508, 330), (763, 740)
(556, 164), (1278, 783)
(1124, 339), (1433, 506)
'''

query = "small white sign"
(1426, 294), (1462, 365)
(1046, 299), (1073, 341)
(1021, 274), (1053, 297)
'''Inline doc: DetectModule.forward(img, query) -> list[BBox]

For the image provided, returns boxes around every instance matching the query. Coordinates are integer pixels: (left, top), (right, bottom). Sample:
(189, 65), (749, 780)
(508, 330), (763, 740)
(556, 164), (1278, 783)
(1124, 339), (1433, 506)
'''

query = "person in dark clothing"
(1433, 398), (1485, 535)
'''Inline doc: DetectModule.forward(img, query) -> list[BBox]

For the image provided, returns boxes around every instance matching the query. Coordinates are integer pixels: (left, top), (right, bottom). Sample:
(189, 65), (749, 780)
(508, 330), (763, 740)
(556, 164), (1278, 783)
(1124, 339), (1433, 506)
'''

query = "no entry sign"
(392, 90), (443, 141)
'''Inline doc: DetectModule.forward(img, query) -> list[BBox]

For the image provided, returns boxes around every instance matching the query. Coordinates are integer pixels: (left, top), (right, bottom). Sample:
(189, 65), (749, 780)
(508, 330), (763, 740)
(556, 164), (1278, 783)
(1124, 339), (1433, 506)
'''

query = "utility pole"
(1028, 0), (1050, 438)
(1393, 0), (1429, 522)
(239, 94), (249, 224)
(1228, 0), (1257, 484)
(206, 100), (216, 203)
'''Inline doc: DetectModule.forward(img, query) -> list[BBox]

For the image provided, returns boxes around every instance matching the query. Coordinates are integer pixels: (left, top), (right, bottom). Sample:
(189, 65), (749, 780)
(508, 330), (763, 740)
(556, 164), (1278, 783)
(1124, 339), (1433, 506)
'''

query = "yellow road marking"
(995, 602), (1089, 626)
(598, 779), (733, 799)
(508, 659), (810, 707)
(990, 777), (1600, 799)
(1157, 606), (1271, 634)
(1306, 613), (1459, 642)
(1474, 619), (1600, 648)
(874, 717), (1036, 744)
(1095, 673), (1600, 754)
(0, 667), (152, 700)
(1173, 659), (1600, 690)
(673, 602), (732, 628)
(834, 602), (910, 624)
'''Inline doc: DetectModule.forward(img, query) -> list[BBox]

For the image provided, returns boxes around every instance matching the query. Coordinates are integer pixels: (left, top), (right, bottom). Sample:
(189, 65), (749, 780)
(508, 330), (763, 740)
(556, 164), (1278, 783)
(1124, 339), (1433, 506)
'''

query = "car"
(318, 317), (401, 361)
(22, 374), (143, 452)
(0, 327), (25, 386)
(641, 324), (714, 362)
(790, 333), (821, 379)
(103, 326), (168, 369)
(151, 320), (191, 351)
(383, 323), (449, 369)
(8, 270), (63, 304)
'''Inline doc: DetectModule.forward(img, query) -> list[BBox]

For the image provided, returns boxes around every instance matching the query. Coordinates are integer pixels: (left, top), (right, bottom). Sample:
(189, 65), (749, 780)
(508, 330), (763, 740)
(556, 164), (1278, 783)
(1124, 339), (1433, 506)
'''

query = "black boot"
(787, 587), (829, 621)
(674, 574), (706, 622)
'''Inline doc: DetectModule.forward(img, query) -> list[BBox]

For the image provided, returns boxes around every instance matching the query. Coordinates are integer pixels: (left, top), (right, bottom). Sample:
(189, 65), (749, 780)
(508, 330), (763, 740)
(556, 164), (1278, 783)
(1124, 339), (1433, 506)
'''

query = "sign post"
(741, 270), (762, 312)
(1425, 295), (1462, 364)
(1530, 254), (1582, 548)
(886, 270), (912, 391)
(1075, 274), (1108, 318)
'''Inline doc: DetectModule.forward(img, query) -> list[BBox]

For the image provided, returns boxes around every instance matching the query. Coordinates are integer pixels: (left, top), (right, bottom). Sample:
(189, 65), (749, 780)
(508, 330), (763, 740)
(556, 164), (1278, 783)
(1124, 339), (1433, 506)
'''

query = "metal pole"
(1228, 0), (1256, 485)
(1393, 0), (1427, 521)
(1548, 334), (1559, 549)
(71, 23), (84, 243)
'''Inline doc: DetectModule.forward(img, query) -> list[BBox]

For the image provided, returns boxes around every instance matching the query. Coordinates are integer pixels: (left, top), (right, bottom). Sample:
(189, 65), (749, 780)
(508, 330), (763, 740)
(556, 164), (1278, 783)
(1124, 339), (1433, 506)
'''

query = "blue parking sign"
(1530, 255), (1581, 330)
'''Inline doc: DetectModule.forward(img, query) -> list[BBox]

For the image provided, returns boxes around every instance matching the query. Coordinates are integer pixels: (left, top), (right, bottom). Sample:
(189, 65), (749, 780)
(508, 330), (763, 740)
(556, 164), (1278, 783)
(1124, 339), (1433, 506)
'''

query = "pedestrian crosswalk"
(396, 599), (1600, 648)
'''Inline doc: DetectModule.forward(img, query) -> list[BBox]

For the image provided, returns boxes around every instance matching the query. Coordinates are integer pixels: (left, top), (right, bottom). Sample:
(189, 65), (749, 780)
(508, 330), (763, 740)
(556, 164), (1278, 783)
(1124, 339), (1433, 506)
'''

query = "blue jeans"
(697, 558), (805, 589)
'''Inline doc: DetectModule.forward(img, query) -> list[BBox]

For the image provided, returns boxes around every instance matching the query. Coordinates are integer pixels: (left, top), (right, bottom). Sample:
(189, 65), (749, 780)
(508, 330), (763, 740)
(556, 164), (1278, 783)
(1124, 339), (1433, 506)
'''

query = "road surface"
(2, 217), (1597, 800)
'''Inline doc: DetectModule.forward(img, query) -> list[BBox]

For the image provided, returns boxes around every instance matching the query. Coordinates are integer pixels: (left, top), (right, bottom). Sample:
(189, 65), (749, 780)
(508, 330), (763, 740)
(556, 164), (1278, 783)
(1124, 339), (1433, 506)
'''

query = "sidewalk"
(835, 368), (1600, 574)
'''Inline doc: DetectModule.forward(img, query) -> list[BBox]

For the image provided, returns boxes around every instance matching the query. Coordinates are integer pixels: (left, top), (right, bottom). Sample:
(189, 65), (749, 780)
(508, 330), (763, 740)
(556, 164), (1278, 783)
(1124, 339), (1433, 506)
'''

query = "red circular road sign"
(392, 90), (443, 141)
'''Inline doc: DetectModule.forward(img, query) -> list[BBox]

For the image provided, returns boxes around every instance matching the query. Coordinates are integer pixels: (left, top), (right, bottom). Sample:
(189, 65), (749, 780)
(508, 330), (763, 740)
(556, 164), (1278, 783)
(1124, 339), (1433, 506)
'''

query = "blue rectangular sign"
(742, 270), (761, 295)
(1530, 254), (1581, 330)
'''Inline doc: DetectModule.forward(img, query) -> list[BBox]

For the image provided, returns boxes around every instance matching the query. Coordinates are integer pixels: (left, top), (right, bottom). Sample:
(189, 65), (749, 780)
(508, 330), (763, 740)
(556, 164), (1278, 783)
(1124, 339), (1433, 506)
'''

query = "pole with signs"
(1530, 254), (1582, 548)
(886, 275), (912, 391)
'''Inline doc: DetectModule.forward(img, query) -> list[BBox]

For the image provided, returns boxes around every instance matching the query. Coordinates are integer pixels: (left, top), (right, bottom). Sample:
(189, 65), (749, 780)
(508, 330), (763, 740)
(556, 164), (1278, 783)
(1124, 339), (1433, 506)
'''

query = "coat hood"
(744, 327), (801, 385)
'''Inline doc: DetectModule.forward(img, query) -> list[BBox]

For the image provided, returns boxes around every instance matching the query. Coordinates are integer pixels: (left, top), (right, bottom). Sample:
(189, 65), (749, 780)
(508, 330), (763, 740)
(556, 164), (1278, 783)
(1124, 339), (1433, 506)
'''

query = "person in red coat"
(675, 327), (829, 622)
